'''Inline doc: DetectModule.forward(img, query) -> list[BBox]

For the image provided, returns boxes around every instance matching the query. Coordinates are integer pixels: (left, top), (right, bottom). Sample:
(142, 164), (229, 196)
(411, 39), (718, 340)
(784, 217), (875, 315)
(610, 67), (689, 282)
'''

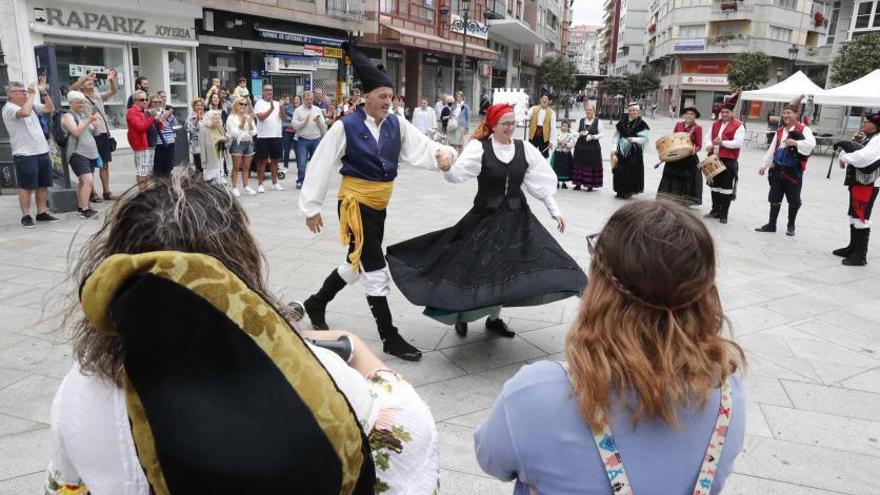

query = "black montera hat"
(343, 42), (393, 94)
(681, 106), (701, 118)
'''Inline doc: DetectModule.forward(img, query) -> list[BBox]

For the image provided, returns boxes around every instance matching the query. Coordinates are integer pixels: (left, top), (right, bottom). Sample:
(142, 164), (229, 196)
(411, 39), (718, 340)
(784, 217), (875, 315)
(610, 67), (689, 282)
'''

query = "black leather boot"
(704, 192), (720, 218)
(786, 204), (800, 236)
(304, 269), (347, 330)
(833, 226), (856, 257)
(718, 195), (731, 224)
(485, 317), (515, 338)
(367, 296), (422, 361)
(756, 203), (781, 233)
(454, 322), (468, 337)
(843, 228), (870, 266)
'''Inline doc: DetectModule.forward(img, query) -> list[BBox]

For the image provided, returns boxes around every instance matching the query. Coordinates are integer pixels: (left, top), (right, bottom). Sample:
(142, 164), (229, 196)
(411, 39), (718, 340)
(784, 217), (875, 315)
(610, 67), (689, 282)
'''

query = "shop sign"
(681, 60), (730, 74)
(449, 14), (489, 40)
(681, 75), (728, 86)
(304, 45), (324, 57)
(256, 27), (345, 47)
(424, 56), (440, 64)
(674, 39), (705, 51)
(30, 3), (194, 40)
(387, 51), (403, 59)
(69, 64), (107, 77)
(323, 47), (343, 59)
(265, 54), (320, 72)
(319, 58), (338, 70)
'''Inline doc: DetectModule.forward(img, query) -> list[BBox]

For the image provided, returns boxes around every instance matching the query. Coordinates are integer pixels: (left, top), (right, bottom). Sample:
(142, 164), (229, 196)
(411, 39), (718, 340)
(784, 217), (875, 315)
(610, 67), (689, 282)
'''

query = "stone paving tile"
(723, 473), (847, 495)
(841, 369), (880, 394)
(437, 422), (484, 476)
(761, 405), (880, 458)
(734, 436), (880, 494)
(743, 375), (795, 408)
(0, 429), (51, 481)
(0, 472), (45, 492)
(517, 324), (568, 355)
(0, 375), (61, 424)
(438, 469), (512, 495)
(781, 380), (880, 422)
(440, 337), (546, 374)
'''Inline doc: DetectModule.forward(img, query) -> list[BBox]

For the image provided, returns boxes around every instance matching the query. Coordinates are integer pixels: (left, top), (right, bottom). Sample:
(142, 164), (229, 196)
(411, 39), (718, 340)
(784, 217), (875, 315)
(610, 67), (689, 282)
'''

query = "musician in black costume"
(386, 104), (587, 338)
(834, 111), (880, 266)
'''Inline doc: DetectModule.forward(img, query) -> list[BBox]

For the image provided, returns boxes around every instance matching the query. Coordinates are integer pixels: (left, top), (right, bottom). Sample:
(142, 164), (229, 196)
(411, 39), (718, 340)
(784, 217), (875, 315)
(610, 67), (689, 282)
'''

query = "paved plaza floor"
(0, 114), (879, 494)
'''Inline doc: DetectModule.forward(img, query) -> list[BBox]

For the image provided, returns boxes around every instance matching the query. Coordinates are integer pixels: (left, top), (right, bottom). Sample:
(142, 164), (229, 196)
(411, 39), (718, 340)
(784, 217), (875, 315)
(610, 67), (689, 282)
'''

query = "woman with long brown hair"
(386, 103), (586, 338)
(475, 199), (746, 494)
(44, 171), (439, 495)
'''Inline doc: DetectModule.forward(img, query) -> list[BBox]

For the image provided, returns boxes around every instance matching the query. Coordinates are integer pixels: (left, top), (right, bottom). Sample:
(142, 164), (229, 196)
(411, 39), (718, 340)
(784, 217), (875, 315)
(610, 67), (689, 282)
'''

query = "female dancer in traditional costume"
(552, 120), (574, 189)
(386, 104), (587, 338)
(657, 106), (703, 205)
(613, 103), (649, 199)
(572, 103), (603, 191)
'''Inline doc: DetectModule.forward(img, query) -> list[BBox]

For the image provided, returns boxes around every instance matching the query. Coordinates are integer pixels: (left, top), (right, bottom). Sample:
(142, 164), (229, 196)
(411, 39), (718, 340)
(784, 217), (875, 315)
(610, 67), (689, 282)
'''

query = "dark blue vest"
(340, 108), (402, 182)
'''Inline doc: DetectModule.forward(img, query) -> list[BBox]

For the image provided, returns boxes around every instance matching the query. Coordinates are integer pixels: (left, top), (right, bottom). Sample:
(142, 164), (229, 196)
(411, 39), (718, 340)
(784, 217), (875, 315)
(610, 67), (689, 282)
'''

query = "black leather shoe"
(382, 332), (422, 361)
(704, 211), (719, 219)
(303, 296), (329, 330)
(719, 217), (728, 224)
(755, 224), (776, 233)
(485, 317), (515, 338)
(786, 224), (796, 237)
(454, 322), (468, 337)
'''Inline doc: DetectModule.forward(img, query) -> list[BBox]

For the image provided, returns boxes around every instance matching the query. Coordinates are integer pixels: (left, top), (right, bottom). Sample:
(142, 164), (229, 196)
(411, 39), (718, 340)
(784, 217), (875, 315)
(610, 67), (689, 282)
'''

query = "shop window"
(53, 44), (126, 130)
(166, 51), (190, 108)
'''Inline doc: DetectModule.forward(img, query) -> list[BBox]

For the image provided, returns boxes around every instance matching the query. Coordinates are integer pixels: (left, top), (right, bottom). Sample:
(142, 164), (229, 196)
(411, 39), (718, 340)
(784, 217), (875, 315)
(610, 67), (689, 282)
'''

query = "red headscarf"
(485, 104), (515, 128)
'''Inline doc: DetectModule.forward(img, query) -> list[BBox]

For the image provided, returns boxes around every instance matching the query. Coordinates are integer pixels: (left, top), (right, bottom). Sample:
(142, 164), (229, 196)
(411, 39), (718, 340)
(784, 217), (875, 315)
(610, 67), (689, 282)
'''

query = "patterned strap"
(587, 378), (733, 495)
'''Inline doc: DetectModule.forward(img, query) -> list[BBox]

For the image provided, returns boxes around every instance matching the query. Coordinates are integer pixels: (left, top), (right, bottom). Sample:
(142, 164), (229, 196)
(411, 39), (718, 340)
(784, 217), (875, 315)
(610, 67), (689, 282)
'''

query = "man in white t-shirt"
(412, 98), (437, 136)
(291, 91), (328, 189)
(1, 80), (59, 228)
(253, 84), (286, 192)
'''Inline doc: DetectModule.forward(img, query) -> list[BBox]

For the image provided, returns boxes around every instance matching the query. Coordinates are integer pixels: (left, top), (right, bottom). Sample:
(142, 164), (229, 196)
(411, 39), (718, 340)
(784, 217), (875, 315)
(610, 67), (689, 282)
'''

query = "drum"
(655, 132), (694, 162)
(700, 155), (727, 181)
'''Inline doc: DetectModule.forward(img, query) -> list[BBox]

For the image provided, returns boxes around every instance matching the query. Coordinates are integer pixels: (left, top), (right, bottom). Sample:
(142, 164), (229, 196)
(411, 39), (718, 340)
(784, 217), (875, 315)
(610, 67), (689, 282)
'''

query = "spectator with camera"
(68, 68), (119, 202)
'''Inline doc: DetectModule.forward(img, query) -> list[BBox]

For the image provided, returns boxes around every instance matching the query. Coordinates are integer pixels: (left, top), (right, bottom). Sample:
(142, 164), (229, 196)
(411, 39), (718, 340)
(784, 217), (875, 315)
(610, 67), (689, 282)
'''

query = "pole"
(462, 8), (468, 105)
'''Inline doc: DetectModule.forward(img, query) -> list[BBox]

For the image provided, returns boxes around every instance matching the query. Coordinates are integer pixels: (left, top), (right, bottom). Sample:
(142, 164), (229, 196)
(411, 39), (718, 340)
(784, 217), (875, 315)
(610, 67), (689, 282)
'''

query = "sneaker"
(78, 208), (98, 219)
(232, 188), (241, 197)
(21, 215), (35, 229)
(257, 185), (265, 194)
(273, 183), (285, 191)
(35, 212), (60, 222)
(296, 182), (303, 190)
(244, 186), (257, 196)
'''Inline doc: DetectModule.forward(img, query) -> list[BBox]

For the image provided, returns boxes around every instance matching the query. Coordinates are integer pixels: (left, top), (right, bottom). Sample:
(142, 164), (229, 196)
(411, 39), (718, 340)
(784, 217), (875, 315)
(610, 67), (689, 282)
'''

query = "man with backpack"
(68, 69), (120, 202)
(2, 80), (59, 228)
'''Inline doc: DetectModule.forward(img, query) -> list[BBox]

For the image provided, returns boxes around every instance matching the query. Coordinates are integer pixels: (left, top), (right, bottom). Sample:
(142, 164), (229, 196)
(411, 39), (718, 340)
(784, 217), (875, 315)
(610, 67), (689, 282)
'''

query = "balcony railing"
(706, 33), (750, 45)
(327, 0), (364, 21)
(485, 0), (506, 20)
(711, 1), (754, 13)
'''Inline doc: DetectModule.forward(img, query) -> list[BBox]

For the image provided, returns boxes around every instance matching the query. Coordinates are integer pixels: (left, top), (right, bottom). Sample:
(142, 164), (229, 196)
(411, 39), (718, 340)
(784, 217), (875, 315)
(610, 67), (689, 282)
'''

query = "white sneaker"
(257, 185), (265, 193)
(232, 188), (241, 197)
(274, 183), (285, 191)
(244, 186), (257, 195)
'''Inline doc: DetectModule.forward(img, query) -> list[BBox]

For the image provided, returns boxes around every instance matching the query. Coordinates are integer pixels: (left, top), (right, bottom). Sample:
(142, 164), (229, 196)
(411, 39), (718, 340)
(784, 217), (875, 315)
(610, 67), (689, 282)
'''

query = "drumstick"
(654, 161), (663, 169)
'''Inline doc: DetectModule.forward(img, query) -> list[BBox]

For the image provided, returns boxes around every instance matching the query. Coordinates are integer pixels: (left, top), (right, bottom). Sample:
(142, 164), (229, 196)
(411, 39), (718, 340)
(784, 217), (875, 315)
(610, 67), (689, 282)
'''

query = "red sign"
(304, 45), (324, 57)
(681, 60), (730, 74)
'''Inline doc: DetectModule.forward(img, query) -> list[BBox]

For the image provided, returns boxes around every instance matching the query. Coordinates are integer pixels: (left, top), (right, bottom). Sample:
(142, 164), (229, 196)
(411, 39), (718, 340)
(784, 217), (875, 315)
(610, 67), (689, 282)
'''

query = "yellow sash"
(338, 176), (394, 272)
(528, 106), (552, 141)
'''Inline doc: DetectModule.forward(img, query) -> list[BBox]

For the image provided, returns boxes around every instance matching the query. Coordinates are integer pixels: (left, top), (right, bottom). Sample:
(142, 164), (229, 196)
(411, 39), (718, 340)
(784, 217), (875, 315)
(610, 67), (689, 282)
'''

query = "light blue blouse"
(474, 361), (746, 495)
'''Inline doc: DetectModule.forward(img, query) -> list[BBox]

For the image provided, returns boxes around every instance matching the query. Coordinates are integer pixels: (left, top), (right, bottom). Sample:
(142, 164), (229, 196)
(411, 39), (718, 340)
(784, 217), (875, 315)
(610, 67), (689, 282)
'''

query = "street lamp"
(788, 44), (800, 76)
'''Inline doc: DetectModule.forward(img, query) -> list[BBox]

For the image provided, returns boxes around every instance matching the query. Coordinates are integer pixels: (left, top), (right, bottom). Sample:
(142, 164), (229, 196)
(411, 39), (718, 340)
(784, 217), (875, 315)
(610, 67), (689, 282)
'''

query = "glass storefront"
(53, 44), (126, 130)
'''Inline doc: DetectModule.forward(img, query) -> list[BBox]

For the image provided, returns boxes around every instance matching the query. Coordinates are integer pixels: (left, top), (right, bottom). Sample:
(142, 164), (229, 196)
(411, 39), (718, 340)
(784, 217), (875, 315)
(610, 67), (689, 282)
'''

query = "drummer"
(705, 91), (744, 224)
(657, 106), (704, 206)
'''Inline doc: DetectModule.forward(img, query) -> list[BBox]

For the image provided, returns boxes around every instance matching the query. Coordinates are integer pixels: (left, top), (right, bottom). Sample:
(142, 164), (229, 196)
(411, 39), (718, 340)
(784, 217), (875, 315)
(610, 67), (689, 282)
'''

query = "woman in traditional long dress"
(613, 103), (649, 199)
(551, 120), (574, 188)
(657, 106), (704, 205)
(386, 104), (587, 338)
(572, 103), (603, 191)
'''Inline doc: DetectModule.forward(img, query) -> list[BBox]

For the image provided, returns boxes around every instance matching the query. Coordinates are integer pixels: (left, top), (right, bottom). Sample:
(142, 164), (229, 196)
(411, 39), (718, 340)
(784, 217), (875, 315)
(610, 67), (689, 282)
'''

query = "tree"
(727, 52), (770, 91)
(626, 68), (661, 100)
(830, 32), (880, 85)
(600, 75), (630, 99)
(540, 53), (578, 116)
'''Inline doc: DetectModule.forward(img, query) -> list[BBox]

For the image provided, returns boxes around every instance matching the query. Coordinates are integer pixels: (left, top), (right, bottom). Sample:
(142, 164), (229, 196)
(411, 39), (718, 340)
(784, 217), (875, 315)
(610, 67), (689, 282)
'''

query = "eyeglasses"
(497, 121), (517, 128)
(237, 102), (247, 106)
(135, 98), (148, 102)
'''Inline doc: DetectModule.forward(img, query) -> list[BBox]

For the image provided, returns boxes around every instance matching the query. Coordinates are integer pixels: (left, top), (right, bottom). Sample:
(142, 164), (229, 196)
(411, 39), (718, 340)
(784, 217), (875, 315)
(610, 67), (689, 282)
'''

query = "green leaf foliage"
(727, 52), (770, 91)
(831, 32), (880, 85)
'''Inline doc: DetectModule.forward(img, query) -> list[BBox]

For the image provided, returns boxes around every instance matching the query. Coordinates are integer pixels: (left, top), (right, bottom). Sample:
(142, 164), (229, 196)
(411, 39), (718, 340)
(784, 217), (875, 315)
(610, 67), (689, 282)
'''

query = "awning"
(741, 71), (824, 102)
(379, 22), (498, 60)
(486, 19), (544, 45)
(814, 69), (880, 107)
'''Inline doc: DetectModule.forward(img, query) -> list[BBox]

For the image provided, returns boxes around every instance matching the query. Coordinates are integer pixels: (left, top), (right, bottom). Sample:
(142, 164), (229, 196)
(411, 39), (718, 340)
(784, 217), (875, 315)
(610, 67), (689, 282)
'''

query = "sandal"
(90, 194), (103, 204)
(102, 192), (119, 201)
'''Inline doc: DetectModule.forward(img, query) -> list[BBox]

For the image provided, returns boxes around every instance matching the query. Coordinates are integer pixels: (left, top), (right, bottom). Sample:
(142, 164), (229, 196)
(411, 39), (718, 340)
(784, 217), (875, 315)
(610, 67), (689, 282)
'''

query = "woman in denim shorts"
(225, 96), (257, 197)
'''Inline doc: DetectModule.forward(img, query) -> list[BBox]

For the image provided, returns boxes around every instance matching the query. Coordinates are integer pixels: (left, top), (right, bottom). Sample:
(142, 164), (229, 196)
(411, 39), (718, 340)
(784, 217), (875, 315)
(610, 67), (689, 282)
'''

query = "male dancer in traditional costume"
(299, 43), (457, 361)
(705, 90), (744, 224)
(756, 96), (815, 236)
(834, 111), (880, 266)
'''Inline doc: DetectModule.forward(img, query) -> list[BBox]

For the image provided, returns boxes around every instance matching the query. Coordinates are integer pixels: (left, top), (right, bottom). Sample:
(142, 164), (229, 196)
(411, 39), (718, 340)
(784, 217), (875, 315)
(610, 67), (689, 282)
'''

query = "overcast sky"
(571, 0), (603, 26)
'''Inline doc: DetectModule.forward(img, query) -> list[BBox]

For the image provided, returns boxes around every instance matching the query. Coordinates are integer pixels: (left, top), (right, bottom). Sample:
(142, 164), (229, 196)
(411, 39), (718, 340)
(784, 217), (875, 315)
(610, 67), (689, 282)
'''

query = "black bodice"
(473, 138), (528, 212)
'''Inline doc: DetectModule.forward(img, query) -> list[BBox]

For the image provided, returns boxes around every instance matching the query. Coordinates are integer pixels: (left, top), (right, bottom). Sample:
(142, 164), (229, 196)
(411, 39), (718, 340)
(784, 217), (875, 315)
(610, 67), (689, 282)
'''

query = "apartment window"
(679, 24), (706, 38)
(775, 0), (797, 9)
(769, 25), (793, 41)
(680, 0), (708, 7)
(826, 1), (841, 45)
(854, 1), (875, 28)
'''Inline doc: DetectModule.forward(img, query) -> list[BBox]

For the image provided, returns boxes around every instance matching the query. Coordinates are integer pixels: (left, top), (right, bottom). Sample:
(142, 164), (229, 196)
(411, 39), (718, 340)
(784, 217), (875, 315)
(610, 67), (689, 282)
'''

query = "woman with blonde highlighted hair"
(475, 199), (746, 494)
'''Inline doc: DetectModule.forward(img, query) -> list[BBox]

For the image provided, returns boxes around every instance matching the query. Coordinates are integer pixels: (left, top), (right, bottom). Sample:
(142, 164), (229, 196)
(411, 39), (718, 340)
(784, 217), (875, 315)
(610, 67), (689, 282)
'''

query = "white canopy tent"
(741, 71), (824, 102)
(814, 69), (880, 107)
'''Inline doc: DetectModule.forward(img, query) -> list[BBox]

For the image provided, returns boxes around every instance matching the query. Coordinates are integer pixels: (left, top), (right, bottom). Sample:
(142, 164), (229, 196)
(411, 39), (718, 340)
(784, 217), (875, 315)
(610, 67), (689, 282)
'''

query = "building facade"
(569, 24), (602, 74)
(614, 0), (650, 74)
(646, 0), (832, 118)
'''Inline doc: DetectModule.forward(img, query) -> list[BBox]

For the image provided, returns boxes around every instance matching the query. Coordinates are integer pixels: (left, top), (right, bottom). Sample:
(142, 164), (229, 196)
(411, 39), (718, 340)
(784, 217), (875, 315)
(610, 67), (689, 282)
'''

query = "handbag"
(610, 151), (620, 169)
(446, 109), (459, 132)
(85, 94), (117, 152)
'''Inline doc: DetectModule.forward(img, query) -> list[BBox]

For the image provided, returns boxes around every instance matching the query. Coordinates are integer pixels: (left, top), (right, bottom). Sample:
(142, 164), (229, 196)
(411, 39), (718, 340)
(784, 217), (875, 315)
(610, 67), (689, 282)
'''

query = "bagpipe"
(832, 135), (880, 184)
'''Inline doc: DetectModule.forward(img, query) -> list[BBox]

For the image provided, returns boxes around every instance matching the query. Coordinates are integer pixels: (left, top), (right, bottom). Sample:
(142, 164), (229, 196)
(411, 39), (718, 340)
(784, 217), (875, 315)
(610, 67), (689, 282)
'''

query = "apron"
(529, 364), (733, 495)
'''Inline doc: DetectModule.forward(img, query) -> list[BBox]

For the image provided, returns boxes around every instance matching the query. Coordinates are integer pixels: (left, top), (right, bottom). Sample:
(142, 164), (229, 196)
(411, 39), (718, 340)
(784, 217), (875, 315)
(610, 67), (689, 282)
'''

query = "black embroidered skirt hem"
(613, 152), (645, 195)
(572, 147), (603, 187)
(657, 155), (702, 205)
(552, 151), (573, 181)
(386, 206), (587, 324)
